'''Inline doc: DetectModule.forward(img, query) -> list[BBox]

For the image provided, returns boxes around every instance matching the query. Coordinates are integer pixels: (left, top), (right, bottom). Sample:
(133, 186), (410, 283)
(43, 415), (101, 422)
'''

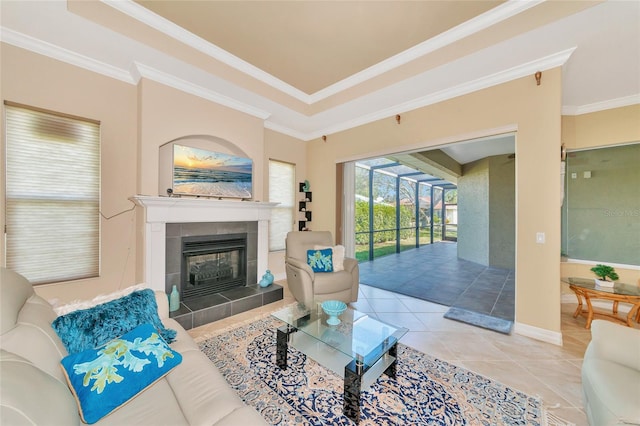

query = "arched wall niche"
(158, 134), (254, 198)
(164, 134), (251, 158)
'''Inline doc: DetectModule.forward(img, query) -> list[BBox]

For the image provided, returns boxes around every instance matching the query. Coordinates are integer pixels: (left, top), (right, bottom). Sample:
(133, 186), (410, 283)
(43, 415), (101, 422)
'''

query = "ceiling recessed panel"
(135, 0), (503, 94)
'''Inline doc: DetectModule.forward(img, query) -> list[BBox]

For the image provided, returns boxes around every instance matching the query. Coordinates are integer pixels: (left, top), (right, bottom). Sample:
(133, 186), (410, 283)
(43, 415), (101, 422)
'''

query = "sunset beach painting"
(172, 144), (252, 199)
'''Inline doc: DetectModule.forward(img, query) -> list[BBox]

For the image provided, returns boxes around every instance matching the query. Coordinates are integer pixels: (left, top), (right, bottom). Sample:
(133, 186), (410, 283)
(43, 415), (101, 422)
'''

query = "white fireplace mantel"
(130, 195), (278, 292)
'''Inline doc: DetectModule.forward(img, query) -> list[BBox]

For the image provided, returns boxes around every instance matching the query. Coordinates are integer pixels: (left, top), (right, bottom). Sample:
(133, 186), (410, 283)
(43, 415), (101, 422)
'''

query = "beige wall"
(560, 104), (640, 287)
(264, 129), (308, 279)
(562, 104), (640, 150)
(0, 44), (288, 301)
(306, 69), (564, 335)
(1, 44), (139, 303)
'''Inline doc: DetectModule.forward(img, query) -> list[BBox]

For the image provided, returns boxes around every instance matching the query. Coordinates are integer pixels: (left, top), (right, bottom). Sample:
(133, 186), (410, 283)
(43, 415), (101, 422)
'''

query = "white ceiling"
(440, 134), (515, 165)
(1, 0), (638, 142)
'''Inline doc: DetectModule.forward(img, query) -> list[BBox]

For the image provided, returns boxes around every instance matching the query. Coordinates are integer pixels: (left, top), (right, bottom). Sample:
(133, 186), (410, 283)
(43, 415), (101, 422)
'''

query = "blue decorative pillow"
(61, 323), (182, 424)
(307, 248), (334, 272)
(52, 289), (177, 354)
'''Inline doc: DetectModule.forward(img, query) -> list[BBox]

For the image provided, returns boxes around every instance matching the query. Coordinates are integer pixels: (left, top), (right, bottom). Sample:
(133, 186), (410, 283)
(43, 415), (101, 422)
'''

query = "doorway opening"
(344, 134), (516, 331)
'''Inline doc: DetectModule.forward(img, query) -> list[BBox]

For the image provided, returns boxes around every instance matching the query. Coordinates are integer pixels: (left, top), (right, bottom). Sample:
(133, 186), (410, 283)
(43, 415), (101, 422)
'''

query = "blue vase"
(169, 285), (180, 312)
(259, 270), (274, 287)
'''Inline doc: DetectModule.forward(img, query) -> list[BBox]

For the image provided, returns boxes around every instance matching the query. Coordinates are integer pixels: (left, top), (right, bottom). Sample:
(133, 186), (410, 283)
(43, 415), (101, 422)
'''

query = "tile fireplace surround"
(130, 195), (282, 329)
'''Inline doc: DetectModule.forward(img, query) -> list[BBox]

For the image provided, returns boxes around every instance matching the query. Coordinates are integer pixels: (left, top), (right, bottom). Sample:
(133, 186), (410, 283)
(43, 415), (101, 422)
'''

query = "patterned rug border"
(198, 315), (574, 425)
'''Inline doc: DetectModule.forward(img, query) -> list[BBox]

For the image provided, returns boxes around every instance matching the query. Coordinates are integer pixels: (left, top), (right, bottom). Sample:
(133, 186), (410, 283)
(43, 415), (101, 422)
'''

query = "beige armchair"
(285, 231), (359, 308)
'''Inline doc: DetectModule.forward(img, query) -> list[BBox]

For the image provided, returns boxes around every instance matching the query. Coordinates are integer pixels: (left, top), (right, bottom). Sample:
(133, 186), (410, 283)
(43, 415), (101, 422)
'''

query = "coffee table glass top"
(563, 277), (640, 296)
(272, 303), (408, 366)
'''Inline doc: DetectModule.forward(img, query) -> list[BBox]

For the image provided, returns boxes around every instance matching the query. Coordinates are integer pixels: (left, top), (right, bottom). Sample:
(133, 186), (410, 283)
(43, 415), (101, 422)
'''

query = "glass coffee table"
(271, 303), (408, 423)
(563, 277), (640, 328)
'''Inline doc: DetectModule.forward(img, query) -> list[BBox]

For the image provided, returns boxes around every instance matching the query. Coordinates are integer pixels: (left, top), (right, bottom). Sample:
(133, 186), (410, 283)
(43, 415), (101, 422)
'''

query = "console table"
(563, 277), (640, 329)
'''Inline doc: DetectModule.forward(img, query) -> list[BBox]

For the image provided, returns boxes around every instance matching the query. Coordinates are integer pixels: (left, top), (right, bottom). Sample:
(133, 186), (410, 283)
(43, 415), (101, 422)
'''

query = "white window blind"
(268, 160), (294, 251)
(4, 103), (100, 284)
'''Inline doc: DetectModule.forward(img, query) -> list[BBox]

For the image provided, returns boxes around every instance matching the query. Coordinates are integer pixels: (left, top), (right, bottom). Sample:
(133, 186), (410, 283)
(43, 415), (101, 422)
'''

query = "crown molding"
(132, 63), (271, 120)
(0, 27), (135, 84)
(562, 94), (640, 115)
(102, 0), (542, 105)
(101, 0), (309, 103)
(301, 48), (577, 141)
(263, 121), (309, 141)
(0, 26), (270, 120)
(1, 25), (586, 140)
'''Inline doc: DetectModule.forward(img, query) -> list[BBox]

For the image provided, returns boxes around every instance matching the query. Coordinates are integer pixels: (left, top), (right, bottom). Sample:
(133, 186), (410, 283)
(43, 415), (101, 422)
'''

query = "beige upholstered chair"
(285, 231), (359, 308)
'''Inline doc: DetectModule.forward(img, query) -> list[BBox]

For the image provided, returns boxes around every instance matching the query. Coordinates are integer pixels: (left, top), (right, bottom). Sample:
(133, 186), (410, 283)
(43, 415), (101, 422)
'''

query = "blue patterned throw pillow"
(307, 248), (334, 272)
(60, 323), (182, 424)
(52, 289), (177, 354)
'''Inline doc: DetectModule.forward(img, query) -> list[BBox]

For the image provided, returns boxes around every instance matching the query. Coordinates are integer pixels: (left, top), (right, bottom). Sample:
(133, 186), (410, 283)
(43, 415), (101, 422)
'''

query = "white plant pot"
(595, 278), (615, 288)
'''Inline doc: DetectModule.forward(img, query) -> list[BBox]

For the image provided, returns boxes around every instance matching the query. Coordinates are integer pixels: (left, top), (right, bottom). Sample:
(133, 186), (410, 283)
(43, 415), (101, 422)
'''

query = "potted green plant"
(590, 264), (619, 287)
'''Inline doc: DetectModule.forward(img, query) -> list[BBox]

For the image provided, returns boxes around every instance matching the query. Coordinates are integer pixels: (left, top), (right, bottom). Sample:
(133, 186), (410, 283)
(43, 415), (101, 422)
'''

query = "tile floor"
(188, 280), (620, 426)
(359, 243), (515, 321)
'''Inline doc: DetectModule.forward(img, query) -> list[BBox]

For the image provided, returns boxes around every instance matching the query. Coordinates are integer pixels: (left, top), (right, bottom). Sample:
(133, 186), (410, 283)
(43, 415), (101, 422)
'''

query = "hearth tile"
(220, 285), (259, 300)
(262, 284), (284, 304)
(172, 313), (193, 330)
(170, 302), (193, 316)
(194, 303), (231, 328)
(231, 293), (262, 315)
(183, 293), (229, 311)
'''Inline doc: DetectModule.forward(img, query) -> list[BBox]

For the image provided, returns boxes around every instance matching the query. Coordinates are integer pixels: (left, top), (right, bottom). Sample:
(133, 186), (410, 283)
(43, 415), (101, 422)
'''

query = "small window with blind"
(4, 102), (100, 284)
(268, 160), (295, 251)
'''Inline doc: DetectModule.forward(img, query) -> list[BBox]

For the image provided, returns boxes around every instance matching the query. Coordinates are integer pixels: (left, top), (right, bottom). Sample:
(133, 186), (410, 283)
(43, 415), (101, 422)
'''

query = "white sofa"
(0, 267), (267, 425)
(581, 320), (640, 426)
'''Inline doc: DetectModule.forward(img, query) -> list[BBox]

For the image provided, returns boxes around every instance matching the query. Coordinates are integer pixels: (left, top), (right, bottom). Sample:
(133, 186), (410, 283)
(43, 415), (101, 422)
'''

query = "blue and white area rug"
(199, 316), (559, 425)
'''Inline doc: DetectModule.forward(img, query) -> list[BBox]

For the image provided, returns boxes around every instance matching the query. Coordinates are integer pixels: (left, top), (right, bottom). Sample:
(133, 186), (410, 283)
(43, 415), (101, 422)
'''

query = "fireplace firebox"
(181, 233), (247, 299)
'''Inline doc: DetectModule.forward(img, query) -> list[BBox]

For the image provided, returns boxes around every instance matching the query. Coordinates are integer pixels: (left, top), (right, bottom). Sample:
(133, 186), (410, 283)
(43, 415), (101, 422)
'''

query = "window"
(268, 160), (294, 251)
(562, 142), (640, 266)
(353, 157), (456, 260)
(4, 102), (100, 284)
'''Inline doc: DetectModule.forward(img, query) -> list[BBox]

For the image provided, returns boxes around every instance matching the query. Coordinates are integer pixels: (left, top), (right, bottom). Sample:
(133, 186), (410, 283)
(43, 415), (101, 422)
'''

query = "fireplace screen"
(181, 233), (247, 299)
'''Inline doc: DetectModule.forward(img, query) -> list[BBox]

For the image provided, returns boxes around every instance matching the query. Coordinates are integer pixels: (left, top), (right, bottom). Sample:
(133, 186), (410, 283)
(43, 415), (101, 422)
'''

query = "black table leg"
(383, 342), (398, 379)
(276, 324), (294, 370)
(343, 356), (364, 424)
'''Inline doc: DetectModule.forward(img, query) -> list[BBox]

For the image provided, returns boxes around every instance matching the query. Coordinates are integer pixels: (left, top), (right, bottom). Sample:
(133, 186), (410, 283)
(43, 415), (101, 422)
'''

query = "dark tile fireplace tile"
(230, 293), (262, 316)
(194, 303), (232, 328)
(169, 283), (283, 330)
(170, 305), (194, 331)
(262, 285), (284, 305)
(183, 293), (229, 311)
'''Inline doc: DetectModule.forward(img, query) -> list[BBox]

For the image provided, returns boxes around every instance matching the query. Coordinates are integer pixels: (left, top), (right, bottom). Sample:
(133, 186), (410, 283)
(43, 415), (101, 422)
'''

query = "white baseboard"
(513, 321), (563, 346)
